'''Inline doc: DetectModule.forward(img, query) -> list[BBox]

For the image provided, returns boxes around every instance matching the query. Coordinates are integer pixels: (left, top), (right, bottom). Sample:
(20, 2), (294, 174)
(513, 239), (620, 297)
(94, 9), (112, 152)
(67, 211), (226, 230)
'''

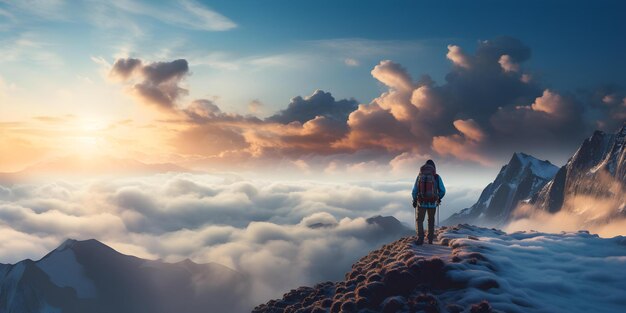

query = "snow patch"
(515, 152), (559, 180)
(440, 225), (626, 313)
(36, 249), (97, 298)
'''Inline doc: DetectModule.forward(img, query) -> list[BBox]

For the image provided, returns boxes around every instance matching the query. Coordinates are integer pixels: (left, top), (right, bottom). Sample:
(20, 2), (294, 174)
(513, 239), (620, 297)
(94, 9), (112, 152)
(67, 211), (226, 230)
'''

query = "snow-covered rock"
(532, 123), (626, 216)
(444, 152), (558, 227)
(36, 240), (97, 299)
(253, 225), (626, 313)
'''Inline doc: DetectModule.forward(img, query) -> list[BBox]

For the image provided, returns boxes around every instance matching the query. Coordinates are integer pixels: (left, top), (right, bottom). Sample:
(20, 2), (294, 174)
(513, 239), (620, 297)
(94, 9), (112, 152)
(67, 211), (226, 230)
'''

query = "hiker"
(412, 159), (446, 245)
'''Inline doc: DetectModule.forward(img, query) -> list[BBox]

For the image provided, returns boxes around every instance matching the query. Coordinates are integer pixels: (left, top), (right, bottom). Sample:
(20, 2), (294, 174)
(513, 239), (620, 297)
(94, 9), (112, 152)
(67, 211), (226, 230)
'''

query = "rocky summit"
(253, 226), (491, 313)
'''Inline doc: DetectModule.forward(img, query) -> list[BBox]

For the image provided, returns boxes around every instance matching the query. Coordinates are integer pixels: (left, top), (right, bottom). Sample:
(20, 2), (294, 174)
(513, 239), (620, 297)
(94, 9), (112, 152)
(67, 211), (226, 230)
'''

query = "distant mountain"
(0, 155), (189, 183)
(444, 152), (558, 226)
(307, 215), (414, 241)
(532, 124), (626, 217)
(0, 239), (250, 313)
(366, 215), (414, 237)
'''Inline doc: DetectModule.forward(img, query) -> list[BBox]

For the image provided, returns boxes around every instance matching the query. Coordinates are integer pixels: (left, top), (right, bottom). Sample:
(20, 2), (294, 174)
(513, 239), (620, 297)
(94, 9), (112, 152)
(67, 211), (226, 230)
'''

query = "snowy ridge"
(254, 225), (626, 313)
(514, 152), (558, 180)
(533, 123), (626, 215)
(36, 248), (97, 298)
(444, 153), (558, 226)
(598, 124), (626, 177)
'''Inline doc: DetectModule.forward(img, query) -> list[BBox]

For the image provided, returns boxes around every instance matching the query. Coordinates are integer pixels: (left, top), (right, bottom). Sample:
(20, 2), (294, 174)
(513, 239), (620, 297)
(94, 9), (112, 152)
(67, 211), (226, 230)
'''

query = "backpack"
(418, 164), (439, 203)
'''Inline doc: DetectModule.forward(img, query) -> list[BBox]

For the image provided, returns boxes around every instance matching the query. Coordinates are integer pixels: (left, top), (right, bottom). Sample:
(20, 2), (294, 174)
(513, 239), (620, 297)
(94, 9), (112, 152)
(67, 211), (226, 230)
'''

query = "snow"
(36, 249), (97, 298)
(439, 225), (626, 313)
(515, 152), (559, 180)
(256, 225), (626, 313)
(483, 193), (494, 208)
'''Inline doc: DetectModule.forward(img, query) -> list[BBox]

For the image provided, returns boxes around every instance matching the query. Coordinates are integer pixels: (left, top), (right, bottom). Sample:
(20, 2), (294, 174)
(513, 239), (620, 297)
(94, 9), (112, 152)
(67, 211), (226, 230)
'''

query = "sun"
(69, 118), (108, 156)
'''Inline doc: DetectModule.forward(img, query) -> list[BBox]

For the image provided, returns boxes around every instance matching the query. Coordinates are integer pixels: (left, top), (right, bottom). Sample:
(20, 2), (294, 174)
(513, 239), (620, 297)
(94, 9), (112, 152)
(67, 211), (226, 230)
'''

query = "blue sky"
(2, 0), (625, 112)
(1, 0), (625, 175)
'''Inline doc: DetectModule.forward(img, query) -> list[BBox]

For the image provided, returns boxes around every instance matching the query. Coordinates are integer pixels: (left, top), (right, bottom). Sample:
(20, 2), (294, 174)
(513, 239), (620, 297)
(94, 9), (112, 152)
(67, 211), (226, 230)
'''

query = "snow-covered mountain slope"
(444, 152), (558, 226)
(0, 239), (250, 313)
(532, 124), (626, 217)
(253, 225), (626, 313)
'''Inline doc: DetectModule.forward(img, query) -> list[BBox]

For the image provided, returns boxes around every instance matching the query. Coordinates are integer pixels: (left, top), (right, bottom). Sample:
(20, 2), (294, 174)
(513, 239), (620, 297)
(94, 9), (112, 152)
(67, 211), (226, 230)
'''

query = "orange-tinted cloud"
(103, 38), (626, 170)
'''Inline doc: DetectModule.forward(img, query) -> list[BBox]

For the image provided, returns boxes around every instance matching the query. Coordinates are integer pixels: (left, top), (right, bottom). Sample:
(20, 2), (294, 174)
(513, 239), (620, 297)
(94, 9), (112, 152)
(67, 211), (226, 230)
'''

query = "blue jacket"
(412, 174), (446, 209)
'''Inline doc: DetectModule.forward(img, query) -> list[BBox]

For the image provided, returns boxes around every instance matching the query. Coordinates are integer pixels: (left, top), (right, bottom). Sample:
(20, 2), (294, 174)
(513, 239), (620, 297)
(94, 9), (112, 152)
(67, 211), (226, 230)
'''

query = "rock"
(381, 296), (406, 313)
(470, 300), (493, 313)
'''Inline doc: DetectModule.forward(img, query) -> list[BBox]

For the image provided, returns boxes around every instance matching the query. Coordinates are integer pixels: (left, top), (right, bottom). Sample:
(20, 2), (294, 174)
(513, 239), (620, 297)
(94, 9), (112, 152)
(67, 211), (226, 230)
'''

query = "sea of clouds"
(0, 172), (478, 306)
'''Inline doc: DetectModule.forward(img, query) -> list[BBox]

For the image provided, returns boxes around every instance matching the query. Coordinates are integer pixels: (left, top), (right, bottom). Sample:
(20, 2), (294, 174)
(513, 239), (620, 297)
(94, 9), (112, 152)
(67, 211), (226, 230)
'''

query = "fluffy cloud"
(111, 58), (190, 110)
(370, 60), (414, 92)
(433, 119), (490, 165)
(498, 54), (520, 73)
(170, 89), (357, 160)
(337, 36), (617, 164)
(446, 45), (471, 69)
(266, 90), (358, 124)
(111, 37), (624, 170)
(0, 174), (478, 306)
(452, 119), (485, 142)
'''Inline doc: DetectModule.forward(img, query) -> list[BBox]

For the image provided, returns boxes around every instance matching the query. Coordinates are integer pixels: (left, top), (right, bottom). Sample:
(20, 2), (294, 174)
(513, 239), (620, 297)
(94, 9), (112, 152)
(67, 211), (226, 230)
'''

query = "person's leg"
(417, 207), (426, 244)
(427, 208), (436, 244)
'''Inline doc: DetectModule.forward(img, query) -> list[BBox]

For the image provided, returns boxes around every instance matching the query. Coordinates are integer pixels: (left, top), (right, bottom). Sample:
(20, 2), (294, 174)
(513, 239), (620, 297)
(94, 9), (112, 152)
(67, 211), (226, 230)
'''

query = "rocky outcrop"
(253, 227), (495, 313)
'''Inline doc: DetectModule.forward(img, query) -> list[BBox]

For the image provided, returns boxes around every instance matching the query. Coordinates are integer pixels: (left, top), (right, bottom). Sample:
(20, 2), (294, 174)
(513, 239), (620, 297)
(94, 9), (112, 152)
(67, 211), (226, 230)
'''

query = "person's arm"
(411, 176), (419, 201)
(438, 176), (446, 200)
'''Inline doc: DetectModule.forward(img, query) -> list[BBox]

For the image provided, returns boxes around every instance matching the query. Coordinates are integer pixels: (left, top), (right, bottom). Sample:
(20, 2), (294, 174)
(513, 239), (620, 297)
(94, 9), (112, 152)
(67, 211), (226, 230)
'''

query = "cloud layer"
(0, 174), (478, 305)
(109, 37), (625, 171)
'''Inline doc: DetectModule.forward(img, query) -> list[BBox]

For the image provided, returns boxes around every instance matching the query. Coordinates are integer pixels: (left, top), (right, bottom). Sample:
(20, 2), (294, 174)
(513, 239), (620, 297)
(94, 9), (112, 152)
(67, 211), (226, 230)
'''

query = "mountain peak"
(55, 239), (78, 251)
(366, 215), (407, 231)
(444, 152), (558, 226)
(47, 238), (120, 259)
(510, 152), (558, 180)
(6, 238), (250, 313)
(512, 151), (530, 160)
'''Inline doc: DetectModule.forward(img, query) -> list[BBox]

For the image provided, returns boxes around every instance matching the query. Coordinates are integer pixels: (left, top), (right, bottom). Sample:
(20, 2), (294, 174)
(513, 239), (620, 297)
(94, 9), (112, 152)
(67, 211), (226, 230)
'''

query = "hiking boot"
(416, 237), (424, 245)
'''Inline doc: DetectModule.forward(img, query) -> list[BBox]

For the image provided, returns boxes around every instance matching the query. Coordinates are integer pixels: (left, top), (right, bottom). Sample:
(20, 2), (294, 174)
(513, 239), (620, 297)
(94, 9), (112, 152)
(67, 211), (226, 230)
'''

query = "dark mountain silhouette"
(0, 239), (250, 313)
(307, 215), (413, 238)
(366, 215), (414, 237)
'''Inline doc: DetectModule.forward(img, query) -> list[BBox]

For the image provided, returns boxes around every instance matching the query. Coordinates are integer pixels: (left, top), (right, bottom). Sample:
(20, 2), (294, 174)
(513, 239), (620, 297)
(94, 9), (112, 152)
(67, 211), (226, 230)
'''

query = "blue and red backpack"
(417, 164), (439, 203)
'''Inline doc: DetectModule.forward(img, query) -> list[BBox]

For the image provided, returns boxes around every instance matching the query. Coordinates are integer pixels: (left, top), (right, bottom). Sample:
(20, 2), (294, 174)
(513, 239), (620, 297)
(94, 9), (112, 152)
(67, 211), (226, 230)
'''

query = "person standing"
(412, 159), (446, 245)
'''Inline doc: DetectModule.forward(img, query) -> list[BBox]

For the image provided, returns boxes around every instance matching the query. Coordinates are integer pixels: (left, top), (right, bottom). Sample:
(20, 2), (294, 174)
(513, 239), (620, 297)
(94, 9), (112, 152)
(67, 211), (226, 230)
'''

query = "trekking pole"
(414, 202), (418, 237)
(436, 203), (440, 228)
